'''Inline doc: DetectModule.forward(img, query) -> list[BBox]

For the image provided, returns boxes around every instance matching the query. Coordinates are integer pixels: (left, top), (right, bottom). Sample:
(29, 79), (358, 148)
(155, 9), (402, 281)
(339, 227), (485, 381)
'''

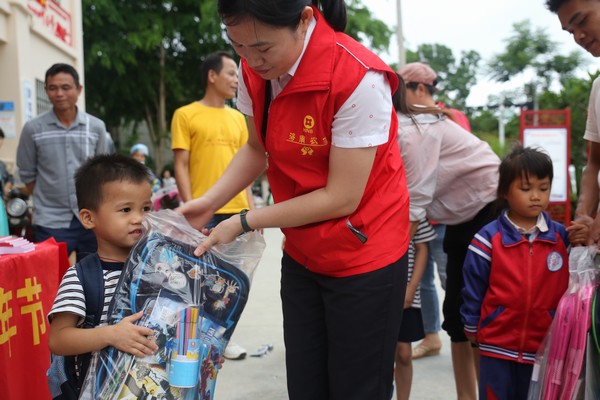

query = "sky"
(368, 0), (599, 107)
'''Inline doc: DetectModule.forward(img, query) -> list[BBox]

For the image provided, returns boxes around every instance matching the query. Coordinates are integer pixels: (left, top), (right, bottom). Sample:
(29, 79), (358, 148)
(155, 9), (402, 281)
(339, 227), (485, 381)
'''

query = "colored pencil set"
(175, 306), (201, 359)
(168, 305), (202, 388)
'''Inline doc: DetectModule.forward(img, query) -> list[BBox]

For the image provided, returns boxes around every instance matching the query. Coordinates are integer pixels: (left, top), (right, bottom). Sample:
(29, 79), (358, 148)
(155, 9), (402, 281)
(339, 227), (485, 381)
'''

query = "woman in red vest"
(177, 1), (411, 399)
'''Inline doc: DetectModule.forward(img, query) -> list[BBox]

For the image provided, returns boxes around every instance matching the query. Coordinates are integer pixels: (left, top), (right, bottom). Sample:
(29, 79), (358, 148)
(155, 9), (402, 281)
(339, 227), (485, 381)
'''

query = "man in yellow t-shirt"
(171, 51), (251, 361)
(171, 51), (252, 227)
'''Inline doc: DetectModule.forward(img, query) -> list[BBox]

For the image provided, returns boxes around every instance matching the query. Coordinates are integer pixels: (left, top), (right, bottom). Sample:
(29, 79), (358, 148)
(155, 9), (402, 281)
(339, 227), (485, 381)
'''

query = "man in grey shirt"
(17, 63), (108, 263)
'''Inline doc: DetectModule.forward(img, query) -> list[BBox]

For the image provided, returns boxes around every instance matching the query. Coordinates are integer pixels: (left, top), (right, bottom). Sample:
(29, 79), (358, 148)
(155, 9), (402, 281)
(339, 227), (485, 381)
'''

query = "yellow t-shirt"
(171, 102), (249, 213)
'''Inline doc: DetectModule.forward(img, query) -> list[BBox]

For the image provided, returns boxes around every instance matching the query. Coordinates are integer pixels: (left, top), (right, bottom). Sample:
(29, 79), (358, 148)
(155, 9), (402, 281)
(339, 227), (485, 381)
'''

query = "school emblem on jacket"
(547, 251), (563, 272)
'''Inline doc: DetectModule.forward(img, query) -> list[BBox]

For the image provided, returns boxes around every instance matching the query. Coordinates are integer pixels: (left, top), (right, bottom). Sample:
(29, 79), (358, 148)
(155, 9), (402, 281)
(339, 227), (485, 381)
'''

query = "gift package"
(80, 210), (265, 400)
(528, 245), (600, 399)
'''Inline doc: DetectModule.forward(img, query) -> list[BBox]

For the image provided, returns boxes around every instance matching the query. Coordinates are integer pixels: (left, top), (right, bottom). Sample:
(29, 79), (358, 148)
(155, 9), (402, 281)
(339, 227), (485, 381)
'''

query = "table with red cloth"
(0, 238), (69, 400)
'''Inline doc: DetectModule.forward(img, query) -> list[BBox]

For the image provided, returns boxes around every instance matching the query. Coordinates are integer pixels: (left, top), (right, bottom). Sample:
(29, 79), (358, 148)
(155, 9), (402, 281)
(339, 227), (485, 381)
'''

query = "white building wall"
(0, 0), (84, 173)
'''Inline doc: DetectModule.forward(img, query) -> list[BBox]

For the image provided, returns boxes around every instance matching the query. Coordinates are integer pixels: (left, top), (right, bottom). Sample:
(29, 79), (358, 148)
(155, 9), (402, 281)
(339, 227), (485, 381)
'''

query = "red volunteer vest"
(243, 10), (410, 277)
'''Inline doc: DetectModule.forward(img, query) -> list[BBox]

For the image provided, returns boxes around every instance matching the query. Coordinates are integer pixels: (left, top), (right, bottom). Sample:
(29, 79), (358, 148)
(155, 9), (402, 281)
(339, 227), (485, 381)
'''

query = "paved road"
(214, 228), (455, 399)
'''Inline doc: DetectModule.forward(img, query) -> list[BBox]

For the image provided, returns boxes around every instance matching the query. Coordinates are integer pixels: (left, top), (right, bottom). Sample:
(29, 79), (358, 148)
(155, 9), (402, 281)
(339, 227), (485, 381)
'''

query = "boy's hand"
(110, 311), (158, 357)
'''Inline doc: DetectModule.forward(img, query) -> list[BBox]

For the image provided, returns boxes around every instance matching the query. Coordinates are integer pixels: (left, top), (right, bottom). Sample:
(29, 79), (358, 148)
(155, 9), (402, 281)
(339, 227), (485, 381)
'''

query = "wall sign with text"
(27, 0), (72, 47)
(523, 127), (568, 202)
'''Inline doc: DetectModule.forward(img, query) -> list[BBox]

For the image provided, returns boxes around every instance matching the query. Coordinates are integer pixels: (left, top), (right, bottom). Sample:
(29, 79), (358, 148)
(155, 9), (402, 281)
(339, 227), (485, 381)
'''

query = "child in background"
(48, 154), (158, 396)
(161, 166), (176, 188)
(130, 143), (161, 193)
(395, 218), (436, 400)
(460, 145), (586, 399)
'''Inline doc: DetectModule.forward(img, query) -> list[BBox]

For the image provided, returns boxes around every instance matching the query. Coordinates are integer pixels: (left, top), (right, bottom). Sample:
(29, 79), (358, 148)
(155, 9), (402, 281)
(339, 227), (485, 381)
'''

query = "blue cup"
(168, 355), (200, 388)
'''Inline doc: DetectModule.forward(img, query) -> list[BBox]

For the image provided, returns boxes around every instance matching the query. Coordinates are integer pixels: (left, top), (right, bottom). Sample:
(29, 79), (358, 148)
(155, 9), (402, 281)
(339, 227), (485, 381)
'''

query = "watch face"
(6, 198), (27, 218)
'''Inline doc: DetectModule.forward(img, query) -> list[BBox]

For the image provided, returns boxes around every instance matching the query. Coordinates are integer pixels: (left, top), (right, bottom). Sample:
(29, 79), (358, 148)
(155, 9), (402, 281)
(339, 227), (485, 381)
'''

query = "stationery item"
(168, 355), (200, 388)
(0, 235), (35, 254)
(79, 210), (265, 400)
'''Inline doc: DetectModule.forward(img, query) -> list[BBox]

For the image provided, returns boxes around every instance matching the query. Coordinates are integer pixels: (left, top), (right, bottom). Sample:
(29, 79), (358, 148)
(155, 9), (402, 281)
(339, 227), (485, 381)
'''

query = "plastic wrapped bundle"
(528, 245), (600, 400)
(80, 210), (265, 400)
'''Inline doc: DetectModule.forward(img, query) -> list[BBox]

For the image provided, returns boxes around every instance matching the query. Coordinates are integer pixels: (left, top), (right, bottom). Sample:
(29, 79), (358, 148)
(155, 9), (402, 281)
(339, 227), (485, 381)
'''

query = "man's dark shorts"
(34, 216), (97, 262)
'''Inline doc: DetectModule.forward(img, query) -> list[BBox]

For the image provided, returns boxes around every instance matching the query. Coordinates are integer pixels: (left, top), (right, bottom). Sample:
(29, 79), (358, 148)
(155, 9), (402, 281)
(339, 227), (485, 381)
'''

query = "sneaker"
(223, 341), (247, 360)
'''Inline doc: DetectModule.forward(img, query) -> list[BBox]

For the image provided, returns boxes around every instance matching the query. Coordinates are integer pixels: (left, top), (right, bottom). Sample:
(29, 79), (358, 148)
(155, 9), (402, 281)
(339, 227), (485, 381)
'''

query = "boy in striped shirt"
(48, 154), (158, 396)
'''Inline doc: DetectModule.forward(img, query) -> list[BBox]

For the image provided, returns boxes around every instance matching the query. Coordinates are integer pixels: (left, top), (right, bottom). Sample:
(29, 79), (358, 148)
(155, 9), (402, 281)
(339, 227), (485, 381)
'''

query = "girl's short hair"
(497, 144), (554, 201)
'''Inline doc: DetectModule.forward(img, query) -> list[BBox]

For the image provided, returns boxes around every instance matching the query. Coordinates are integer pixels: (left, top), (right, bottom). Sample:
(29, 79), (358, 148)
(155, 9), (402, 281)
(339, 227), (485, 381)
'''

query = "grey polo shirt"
(16, 108), (108, 228)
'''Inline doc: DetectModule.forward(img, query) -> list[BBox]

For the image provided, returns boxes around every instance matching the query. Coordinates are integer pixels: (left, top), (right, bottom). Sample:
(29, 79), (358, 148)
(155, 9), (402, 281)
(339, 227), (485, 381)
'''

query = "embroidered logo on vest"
(286, 114), (329, 156)
(303, 115), (315, 131)
(301, 147), (314, 156)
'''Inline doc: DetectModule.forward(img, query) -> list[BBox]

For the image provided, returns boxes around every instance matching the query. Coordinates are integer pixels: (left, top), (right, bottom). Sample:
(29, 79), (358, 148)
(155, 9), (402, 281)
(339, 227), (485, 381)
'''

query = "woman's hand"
(176, 197), (214, 231)
(194, 214), (244, 256)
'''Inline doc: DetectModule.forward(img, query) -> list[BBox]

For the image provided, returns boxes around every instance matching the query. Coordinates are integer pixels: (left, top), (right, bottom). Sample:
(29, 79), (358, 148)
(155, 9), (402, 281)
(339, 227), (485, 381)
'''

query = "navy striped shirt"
(49, 260), (122, 326)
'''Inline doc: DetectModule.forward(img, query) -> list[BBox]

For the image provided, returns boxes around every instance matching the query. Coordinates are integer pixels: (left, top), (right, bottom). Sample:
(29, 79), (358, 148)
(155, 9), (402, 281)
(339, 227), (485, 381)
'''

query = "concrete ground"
(214, 228), (455, 399)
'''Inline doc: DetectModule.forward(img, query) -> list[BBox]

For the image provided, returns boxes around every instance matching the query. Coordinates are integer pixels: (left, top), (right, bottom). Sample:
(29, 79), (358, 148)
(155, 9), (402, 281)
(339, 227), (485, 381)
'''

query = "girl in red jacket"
(461, 144), (586, 399)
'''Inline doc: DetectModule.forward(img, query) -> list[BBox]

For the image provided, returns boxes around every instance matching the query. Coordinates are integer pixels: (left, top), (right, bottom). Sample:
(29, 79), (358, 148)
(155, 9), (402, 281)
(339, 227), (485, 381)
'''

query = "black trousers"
(442, 202), (498, 342)
(281, 251), (408, 400)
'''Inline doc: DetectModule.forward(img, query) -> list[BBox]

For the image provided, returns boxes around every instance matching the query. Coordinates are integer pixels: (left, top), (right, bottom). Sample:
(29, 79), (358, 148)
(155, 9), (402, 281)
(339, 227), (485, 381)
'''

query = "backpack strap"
(76, 254), (105, 328)
(49, 254), (105, 399)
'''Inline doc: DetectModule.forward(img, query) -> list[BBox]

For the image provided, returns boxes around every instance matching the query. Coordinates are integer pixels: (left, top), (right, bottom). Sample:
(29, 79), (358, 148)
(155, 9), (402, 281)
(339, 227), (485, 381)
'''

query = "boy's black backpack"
(47, 254), (105, 400)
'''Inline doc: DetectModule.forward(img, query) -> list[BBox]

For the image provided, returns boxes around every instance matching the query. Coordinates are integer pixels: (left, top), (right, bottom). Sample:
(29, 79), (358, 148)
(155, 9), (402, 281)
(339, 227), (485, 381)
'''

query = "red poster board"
(520, 109), (571, 225)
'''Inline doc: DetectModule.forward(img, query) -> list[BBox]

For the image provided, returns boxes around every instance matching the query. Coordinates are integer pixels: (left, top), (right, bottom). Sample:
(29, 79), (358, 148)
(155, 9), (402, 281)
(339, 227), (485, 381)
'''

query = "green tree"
(346, 0), (392, 53)
(487, 20), (585, 109)
(470, 110), (499, 135)
(83, 0), (393, 172)
(406, 44), (481, 109)
(83, 0), (226, 170)
(538, 71), (600, 201)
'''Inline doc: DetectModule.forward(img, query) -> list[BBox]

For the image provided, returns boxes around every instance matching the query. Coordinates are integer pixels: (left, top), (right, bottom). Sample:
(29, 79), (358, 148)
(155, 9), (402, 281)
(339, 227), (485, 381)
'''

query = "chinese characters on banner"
(0, 239), (67, 400)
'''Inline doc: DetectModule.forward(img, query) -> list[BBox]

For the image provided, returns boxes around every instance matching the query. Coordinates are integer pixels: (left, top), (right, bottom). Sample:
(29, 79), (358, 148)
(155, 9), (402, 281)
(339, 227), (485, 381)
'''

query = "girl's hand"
(466, 333), (478, 346)
(404, 285), (416, 309)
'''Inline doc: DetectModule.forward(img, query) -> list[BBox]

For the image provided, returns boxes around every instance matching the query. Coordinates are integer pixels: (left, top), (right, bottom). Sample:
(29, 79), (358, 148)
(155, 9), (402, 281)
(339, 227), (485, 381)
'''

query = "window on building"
(36, 79), (52, 115)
